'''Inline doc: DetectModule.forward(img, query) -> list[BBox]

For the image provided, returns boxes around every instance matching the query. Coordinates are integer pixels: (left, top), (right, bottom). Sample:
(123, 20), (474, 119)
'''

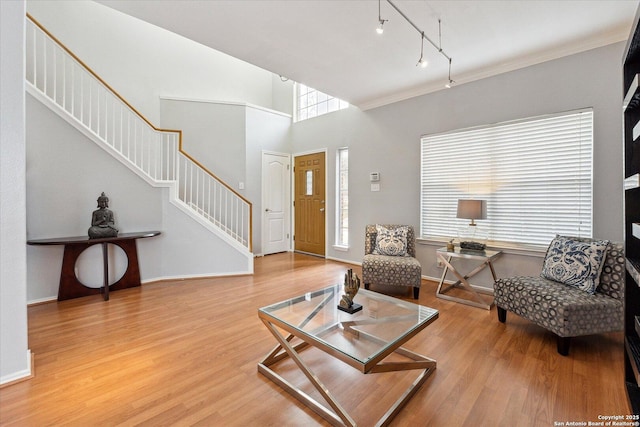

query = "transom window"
(296, 84), (348, 122)
(420, 109), (594, 247)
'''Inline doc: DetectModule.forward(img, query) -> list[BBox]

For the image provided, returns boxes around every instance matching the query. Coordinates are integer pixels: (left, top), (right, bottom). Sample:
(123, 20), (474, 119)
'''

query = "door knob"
(265, 208), (271, 212)
(320, 208), (325, 212)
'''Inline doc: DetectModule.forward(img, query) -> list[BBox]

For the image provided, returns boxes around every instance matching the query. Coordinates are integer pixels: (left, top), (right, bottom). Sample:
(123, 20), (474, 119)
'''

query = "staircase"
(25, 14), (252, 255)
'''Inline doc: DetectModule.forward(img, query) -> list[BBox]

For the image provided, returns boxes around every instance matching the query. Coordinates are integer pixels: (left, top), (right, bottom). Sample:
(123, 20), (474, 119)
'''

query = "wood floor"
(0, 252), (629, 426)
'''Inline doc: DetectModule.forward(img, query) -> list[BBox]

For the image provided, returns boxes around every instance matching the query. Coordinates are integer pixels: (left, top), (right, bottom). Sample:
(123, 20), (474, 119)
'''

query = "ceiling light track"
(384, 0), (455, 87)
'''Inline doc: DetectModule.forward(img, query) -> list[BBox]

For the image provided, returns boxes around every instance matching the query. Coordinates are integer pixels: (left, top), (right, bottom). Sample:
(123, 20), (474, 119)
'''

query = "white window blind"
(420, 109), (593, 246)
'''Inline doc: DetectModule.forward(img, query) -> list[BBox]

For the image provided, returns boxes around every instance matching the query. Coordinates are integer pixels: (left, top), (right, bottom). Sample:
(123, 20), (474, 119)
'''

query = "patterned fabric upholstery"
(540, 236), (610, 294)
(362, 225), (421, 298)
(494, 240), (624, 352)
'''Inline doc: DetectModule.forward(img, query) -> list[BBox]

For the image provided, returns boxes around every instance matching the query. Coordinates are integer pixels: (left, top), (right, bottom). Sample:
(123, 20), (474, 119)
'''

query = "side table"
(436, 247), (501, 310)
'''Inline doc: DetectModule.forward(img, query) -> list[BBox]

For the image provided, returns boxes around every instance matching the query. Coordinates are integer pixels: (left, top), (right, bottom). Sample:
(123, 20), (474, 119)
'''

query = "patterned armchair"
(493, 237), (624, 356)
(362, 224), (422, 299)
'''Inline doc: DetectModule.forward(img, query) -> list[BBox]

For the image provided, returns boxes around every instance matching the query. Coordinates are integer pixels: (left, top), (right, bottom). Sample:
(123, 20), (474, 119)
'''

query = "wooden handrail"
(26, 13), (253, 251)
(27, 14), (170, 134)
(25, 13), (251, 205)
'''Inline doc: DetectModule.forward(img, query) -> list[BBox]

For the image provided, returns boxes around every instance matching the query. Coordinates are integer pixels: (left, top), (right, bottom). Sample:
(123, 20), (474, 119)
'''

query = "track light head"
(416, 32), (427, 68)
(445, 59), (454, 87)
(376, 0), (387, 34)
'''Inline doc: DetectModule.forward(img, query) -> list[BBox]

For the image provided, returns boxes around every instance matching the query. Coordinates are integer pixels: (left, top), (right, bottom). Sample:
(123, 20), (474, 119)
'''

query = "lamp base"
(458, 224), (487, 251)
(460, 241), (486, 251)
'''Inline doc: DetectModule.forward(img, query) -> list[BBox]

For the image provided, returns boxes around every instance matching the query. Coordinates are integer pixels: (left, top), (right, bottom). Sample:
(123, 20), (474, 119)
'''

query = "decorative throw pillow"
(540, 236), (610, 294)
(372, 225), (409, 256)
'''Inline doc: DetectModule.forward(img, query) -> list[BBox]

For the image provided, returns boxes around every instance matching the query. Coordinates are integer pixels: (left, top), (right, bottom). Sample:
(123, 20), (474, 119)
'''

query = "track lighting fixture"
(381, 0), (455, 87)
(376, 0), (388, 34)
(445, 58), (455, 88)
(417, 32), (428, 68)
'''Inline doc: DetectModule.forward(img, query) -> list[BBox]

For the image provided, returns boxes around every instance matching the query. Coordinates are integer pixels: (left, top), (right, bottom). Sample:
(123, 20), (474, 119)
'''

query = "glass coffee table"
(258, 285), (438, 427)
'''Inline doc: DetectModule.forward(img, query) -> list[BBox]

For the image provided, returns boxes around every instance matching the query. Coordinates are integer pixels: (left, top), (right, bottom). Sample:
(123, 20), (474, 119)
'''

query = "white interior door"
(262, 152), (291, 255)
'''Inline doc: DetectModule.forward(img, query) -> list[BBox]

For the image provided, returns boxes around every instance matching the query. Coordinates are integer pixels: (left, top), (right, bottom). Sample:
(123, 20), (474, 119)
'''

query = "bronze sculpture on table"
(338, 269), (362, 314)
(88, 192), (118, 239)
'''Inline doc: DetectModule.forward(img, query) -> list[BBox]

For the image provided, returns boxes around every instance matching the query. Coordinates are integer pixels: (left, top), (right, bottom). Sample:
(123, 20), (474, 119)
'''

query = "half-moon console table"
(27, 231), (161, 301)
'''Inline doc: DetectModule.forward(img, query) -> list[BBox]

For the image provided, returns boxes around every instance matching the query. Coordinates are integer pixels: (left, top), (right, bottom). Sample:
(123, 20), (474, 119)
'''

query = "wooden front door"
(294, 152), (325, 256)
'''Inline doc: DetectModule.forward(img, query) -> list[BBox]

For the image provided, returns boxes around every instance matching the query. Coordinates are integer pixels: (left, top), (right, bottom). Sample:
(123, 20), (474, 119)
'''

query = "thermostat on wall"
(369, 172), (380, 182)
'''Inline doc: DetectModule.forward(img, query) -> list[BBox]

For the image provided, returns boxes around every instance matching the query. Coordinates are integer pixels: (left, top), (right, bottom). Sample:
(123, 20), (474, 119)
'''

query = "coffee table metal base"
(258, 318), (436, 427)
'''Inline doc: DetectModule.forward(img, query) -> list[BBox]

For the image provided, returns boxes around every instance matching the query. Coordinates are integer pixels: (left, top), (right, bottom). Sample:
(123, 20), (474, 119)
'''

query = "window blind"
(420, 109), (593, 246)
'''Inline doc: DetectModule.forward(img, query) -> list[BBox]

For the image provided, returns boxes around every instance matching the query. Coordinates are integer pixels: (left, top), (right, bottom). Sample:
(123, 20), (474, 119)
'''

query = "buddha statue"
(88, 192), (118, 239)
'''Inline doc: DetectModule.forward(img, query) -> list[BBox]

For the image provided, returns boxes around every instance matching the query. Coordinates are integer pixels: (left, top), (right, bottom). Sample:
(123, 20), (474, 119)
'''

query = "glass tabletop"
(437, 246), (501, 260)
(259, 285), (438, 366)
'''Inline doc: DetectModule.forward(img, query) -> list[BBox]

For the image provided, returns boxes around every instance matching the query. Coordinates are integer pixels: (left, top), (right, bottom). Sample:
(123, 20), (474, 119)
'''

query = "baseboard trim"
(143, 271), (253, 286)
(27, 270), (255, 305)
(0, 351), (34, 388)
(142, 271), (253, 285)
(27, 296), (58, 306)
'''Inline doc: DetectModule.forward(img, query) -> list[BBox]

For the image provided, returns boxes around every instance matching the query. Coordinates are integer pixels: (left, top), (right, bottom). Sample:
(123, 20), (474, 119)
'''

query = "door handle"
(265, 208), (271, 212)
(320, 208), (325, 212)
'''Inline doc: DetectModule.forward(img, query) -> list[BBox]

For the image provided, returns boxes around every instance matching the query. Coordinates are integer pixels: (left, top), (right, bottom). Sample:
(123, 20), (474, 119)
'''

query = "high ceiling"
(97, 0), (639, 110)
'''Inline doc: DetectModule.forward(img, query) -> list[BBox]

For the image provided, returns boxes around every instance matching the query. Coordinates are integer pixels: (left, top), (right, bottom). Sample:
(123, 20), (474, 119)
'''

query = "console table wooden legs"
(58, 239), (141, 301)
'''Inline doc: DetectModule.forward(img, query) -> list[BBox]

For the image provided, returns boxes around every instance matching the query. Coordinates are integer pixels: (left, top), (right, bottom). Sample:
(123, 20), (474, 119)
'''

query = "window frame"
(419, 108), (594, 249)
(295, 83), (348, 122)
(335, 147), (349, 249)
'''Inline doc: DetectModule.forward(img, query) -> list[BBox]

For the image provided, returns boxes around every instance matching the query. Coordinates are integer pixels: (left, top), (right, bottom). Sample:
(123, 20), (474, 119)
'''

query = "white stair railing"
(178, 153), (250, 247)
(25, 14), (252, 251)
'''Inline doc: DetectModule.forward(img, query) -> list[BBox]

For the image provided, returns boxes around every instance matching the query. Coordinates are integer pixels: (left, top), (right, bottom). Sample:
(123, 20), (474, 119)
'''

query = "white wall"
(160, 98), (292, 255)
(245, 106), (292, 254)
(1, 0), (31, 385)
(26, 96), (162, 300)
(26, 96), (251, 302)
(159, 189), (252, 277)
(291, 42), (625, 289)
(271, 75), (295, 116)
(26, 0), (285, 124)
(22, 0), (288, 302)
(25, 0), (293, 268)
(160, 99), (247, 187)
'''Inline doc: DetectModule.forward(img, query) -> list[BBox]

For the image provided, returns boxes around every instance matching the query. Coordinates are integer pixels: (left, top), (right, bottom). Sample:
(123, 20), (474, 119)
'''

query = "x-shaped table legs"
(258, 319), (436, 427)
(436, 253), (497, 310)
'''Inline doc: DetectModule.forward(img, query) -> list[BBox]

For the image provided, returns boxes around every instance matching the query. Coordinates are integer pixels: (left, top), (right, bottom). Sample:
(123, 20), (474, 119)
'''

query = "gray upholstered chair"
(493, 237), (624, 356)
(362, 224), (422, 299)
